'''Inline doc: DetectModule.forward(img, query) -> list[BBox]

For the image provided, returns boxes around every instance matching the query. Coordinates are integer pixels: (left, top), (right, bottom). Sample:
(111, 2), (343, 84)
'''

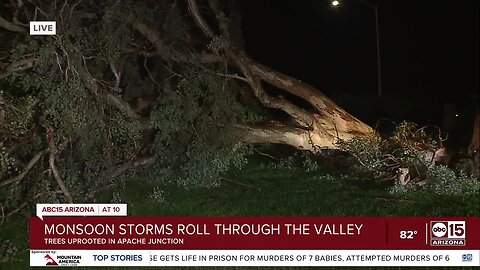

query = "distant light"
(331, 0), (340, 6)
(455, 113), (459, 117)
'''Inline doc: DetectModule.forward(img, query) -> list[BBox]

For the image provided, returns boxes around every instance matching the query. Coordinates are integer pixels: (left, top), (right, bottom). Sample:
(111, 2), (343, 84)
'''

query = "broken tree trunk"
(188, 0), (374, 152)
(233, 53), (374, 151)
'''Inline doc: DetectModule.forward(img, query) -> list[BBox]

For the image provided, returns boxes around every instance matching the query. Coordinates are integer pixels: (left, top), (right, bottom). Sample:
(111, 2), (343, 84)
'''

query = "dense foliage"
(0, 0), (258, 214)
(336, 121), (480, 195)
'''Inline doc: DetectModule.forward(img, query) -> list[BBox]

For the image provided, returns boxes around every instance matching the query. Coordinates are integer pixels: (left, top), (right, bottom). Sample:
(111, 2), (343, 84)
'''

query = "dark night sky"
(239, 0), (479, 103)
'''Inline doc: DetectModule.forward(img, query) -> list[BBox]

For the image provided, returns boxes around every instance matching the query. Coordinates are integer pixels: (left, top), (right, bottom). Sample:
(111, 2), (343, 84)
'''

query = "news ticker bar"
(30, 217), (480, 250)
(30, 249), (480, 267)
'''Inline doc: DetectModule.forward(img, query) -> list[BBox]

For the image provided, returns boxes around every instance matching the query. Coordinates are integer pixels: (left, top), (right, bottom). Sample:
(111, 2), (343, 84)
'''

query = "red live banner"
(30, 217), (480, 250)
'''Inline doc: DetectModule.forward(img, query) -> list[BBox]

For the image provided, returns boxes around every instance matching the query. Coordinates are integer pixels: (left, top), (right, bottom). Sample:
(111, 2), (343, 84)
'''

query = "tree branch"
(104, 92), (149, 128)
(187, 0), (216, 39)
(44, 124), (73, 204)
(187, 0), (323, 131)
(219, 176), (261, 191)
(0, 15), (26, 32)
(188, 2), (316, 128)
(0, 149), (48, 188)
(243, 53), (372, 134)
(234, 123), (337, 151)
(104, 154), (156, 179)
(126, 15), (169, 57)
(0, 57), (36, 79)
(126, 14), (223, 64)
(67, 46), (151, 129)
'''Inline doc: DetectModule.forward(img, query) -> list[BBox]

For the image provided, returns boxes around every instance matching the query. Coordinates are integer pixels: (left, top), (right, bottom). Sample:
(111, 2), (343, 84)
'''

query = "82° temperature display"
(400, 230), (418, 239)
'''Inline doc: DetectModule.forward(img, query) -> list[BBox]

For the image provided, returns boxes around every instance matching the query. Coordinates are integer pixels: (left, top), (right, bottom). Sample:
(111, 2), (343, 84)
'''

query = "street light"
(330, 0), (383, 98)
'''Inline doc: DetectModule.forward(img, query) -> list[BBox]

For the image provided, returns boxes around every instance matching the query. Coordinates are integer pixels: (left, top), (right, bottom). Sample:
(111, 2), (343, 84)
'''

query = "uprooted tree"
(0, 0), (476, 212)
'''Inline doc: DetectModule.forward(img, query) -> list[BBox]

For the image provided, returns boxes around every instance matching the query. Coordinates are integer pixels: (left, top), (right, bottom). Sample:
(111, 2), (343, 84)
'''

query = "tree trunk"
(233, 53), (374, 151)
(188, 0), (374, 152)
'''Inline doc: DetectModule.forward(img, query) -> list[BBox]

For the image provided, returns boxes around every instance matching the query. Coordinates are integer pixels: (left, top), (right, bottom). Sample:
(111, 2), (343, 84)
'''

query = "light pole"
(331, 0), (382, 97)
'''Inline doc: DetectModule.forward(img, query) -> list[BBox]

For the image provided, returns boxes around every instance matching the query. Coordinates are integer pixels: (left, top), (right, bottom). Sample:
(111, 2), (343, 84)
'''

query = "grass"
(0, 149), (479, 269)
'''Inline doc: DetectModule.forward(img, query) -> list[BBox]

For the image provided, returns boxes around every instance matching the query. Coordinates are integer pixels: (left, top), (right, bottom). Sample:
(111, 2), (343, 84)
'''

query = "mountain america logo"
(44, 254), (58, 266)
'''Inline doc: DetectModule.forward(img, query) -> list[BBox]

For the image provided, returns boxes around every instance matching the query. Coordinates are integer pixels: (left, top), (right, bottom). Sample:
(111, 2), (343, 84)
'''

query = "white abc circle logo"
(431, 222), (447, 237)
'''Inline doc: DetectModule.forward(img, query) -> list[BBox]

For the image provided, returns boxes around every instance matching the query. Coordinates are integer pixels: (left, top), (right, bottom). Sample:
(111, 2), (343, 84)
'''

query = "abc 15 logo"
(430, 221), (466, 239)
